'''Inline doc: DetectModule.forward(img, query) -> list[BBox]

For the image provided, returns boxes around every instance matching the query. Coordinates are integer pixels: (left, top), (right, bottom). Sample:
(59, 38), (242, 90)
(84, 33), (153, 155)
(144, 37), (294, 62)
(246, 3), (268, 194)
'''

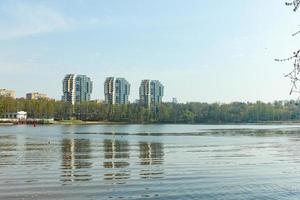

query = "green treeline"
(1, 97), (300, 123)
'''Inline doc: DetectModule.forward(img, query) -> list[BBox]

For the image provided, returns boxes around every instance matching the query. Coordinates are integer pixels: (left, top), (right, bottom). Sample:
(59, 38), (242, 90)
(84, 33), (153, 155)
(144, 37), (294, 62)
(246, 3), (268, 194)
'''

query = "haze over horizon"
(1, 0), (300, 103)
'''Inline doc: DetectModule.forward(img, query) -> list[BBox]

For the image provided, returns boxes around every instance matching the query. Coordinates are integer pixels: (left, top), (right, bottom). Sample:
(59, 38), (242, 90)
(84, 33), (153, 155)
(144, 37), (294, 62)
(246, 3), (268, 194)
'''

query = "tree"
(285, 1), (300, 12)
(276, 2), (300, 94)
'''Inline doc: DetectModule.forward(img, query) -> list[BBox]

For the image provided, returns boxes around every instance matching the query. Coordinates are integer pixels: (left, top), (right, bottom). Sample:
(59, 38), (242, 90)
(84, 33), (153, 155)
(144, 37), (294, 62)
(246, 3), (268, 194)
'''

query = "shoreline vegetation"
(1, 97), (300, 125)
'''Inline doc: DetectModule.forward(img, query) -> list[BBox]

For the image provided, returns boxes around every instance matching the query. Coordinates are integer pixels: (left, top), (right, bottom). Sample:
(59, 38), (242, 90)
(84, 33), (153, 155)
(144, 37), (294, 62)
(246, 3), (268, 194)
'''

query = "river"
(1, 124), (300, 199)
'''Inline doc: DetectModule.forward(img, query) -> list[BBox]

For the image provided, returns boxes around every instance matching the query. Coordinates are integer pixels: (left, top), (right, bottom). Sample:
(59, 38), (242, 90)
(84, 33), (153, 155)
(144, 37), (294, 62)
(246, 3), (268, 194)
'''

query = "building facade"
(104, 77), (130, 104)
(172, 98), (178, 104)
(75, 75), (93, 102)
(139, 80), (164, 107)
(62, 74), (93, 104)
(104, 77), (115, 104)
(1, 111), (27, 120)
(151, 80), (164, 106)
(0, 89), (16, 99)
(62, 74), (76, 104)
(26, 92), (48, 100)
(139, 80), (151, 107)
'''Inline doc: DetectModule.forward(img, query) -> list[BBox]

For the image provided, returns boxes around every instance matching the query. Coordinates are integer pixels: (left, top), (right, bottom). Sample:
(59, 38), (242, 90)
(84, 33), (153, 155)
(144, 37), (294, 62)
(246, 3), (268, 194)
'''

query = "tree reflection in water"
(61, 138), (92, 183)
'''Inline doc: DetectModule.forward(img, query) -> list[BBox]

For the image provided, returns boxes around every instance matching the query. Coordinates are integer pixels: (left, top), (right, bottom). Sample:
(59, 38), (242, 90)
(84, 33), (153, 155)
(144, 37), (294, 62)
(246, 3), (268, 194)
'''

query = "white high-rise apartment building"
(62, 74), (93, 104)
(139, 80), (164, 108)
(62, 74), (76, 104)
(104, 77), (130, 104)
(139, 80), (151, 107)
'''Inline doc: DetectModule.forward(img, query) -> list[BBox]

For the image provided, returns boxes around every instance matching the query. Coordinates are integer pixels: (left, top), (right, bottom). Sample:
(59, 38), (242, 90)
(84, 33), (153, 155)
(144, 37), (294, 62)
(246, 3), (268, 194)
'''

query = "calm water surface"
(1, 124), (300, 199)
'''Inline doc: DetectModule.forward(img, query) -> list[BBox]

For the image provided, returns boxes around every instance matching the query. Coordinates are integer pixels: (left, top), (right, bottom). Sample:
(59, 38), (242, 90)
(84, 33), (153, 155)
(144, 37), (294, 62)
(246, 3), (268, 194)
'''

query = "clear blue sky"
(0, 0), (299, 103)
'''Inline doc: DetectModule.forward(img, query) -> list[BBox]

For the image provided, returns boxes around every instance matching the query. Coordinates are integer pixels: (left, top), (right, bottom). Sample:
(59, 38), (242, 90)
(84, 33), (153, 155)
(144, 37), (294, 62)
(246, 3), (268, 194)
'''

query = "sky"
(0, 0), (300, 103)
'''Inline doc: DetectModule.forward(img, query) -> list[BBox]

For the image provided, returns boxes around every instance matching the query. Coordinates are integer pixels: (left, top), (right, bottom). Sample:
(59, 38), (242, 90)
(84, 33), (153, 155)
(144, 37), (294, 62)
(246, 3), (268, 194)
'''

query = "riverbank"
(54, 120), (130, 125)
(55, 121), (300, 125)
(0, 123), (14, 126)
(2, 119), (300, 126)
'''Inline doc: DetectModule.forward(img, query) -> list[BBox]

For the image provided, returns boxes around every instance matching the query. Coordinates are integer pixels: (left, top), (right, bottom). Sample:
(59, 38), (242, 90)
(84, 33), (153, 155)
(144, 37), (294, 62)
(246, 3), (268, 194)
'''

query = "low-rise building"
(89, 99), (104, 104)
(26, 92), (48, 100)
(0, 89), (16, 99)
(172, 98), (178, 104)
(1, 111), (27, 120)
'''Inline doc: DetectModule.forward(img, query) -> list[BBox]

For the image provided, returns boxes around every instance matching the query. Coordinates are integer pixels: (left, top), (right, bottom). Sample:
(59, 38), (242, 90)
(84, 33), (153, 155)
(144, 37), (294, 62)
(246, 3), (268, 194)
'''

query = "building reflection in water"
(61, 138), (92, 183)
(103, 139), (130, 181)
(139, 142), (164, 179)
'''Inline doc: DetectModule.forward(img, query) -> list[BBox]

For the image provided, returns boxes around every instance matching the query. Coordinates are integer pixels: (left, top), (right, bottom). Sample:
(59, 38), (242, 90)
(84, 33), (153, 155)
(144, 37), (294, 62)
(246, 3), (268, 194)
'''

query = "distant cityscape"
(2, 76), (300, 125)
(1, 74), (176, 107)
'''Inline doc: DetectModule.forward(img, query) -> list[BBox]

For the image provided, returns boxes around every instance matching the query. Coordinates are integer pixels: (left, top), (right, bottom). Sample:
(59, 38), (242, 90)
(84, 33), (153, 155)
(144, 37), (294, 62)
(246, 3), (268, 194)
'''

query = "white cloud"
(0, 1), (73, 39)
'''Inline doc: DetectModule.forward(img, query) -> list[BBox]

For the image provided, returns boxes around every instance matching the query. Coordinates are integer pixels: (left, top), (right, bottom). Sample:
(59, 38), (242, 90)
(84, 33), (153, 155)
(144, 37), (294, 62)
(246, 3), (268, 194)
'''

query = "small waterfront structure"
(2, 111), (27, 120)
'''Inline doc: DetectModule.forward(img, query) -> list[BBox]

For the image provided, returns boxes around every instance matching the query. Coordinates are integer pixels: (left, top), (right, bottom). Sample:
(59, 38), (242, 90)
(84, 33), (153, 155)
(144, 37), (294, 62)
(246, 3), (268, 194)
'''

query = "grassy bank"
(55, 120), (129, 125)
(51, 120), (300, 125)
